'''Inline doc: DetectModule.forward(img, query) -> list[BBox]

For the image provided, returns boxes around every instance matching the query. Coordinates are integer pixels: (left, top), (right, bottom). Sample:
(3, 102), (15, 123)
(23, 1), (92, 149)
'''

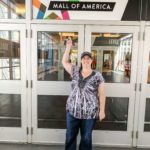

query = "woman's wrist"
(100, 107), (105, 112)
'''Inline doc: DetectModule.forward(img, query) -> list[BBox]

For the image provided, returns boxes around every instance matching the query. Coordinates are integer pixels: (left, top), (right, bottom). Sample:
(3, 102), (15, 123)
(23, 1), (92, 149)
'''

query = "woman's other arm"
(98, 82), (106, 121)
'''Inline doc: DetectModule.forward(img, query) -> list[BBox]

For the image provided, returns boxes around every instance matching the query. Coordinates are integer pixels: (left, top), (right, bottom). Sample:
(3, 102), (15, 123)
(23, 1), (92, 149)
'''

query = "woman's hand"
(99, 110), (105, 121)
(66, 37), (72, 50)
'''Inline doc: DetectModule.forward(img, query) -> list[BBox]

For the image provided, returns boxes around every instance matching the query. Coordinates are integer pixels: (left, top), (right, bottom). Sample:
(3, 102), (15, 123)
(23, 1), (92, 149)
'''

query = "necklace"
(81, 70), (93, 79)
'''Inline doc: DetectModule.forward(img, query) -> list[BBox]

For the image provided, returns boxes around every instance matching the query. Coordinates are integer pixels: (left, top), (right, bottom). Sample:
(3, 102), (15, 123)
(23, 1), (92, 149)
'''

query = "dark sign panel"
(48, 1), (115, 11)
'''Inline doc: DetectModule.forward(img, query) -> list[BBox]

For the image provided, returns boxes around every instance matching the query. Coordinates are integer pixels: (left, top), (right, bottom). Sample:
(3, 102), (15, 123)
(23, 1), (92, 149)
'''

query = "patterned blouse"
(66, 65), (104, 119)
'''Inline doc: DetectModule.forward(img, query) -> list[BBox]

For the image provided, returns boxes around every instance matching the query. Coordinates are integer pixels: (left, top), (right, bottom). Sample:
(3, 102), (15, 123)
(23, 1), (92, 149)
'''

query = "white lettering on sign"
(71, 3), (77, 9)
(82, 3), (111, 10)
(53, 3), (69, 9)
(50, 2), (114, 11)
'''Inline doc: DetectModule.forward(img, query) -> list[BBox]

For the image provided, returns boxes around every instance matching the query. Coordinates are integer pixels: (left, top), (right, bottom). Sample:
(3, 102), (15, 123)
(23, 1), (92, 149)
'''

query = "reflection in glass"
(38, 95), (128, 130)
(147, 53), (150, 83)
(144, 98), (150, 131)
(94, 97), (129, 131)
(0, 0), (25, 19)
(37, 32), (78, 81)
(0, 31), (20, 80)
(38, 95), (67, 129)
(91, 33), (133, 83)
(0, 94), (21, 127)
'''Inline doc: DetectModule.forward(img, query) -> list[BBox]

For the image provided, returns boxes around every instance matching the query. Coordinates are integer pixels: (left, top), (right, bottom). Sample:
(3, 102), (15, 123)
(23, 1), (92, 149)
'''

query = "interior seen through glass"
(37, 32), (78, 81)
(91, 32), (133, 83)
(0, 0), (25, 19)
(0, 31), (20, 80)
(37, 32), (132, 83)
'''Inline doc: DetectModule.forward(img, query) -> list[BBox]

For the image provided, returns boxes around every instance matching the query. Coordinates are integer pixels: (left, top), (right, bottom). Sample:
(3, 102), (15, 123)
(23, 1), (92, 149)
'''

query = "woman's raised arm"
(62, 37), (73, 75)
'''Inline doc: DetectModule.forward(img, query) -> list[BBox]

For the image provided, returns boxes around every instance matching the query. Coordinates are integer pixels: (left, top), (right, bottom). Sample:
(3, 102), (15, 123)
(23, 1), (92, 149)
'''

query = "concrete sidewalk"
(0, 144), (148, 150)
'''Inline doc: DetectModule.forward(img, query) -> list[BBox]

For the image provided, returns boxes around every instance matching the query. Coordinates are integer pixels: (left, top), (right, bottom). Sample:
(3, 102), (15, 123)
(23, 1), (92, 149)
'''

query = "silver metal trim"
(143, 32), (145, 41)
(26, 29), (28, 38)
(30, 30), (32, 38)
(139, 83), (142, 91)
(135, 83), (137, 91)
(26, 80), (28, 88)
(136, 131), (138, 139)
(31, 127), (33, 135)
(31, 80), (33, 88)
(138, 32), (140, 41)
(27, 127), (29, 135)
(131, 131), (134, 139)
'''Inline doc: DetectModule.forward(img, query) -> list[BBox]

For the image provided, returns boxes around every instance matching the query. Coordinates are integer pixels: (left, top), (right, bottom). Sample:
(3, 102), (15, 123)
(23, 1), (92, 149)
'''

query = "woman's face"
(81, 55), (93, 68)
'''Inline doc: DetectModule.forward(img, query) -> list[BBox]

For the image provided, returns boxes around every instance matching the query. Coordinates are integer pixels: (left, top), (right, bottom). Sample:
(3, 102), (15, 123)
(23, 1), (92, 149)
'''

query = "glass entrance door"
(137, 26), (150, 147)
(31, 24), (141, 146)
(0, 24), (27, 142)
(31, 24), (84, 143)
(85, 25), (139, 146)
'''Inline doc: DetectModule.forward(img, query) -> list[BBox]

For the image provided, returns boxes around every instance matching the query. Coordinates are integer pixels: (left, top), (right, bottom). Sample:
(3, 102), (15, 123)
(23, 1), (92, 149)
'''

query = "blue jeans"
(65, 112), (96, 150)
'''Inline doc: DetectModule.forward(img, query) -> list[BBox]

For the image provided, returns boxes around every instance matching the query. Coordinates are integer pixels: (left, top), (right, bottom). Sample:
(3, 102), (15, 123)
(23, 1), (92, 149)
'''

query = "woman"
(62, 37), (106, 150)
